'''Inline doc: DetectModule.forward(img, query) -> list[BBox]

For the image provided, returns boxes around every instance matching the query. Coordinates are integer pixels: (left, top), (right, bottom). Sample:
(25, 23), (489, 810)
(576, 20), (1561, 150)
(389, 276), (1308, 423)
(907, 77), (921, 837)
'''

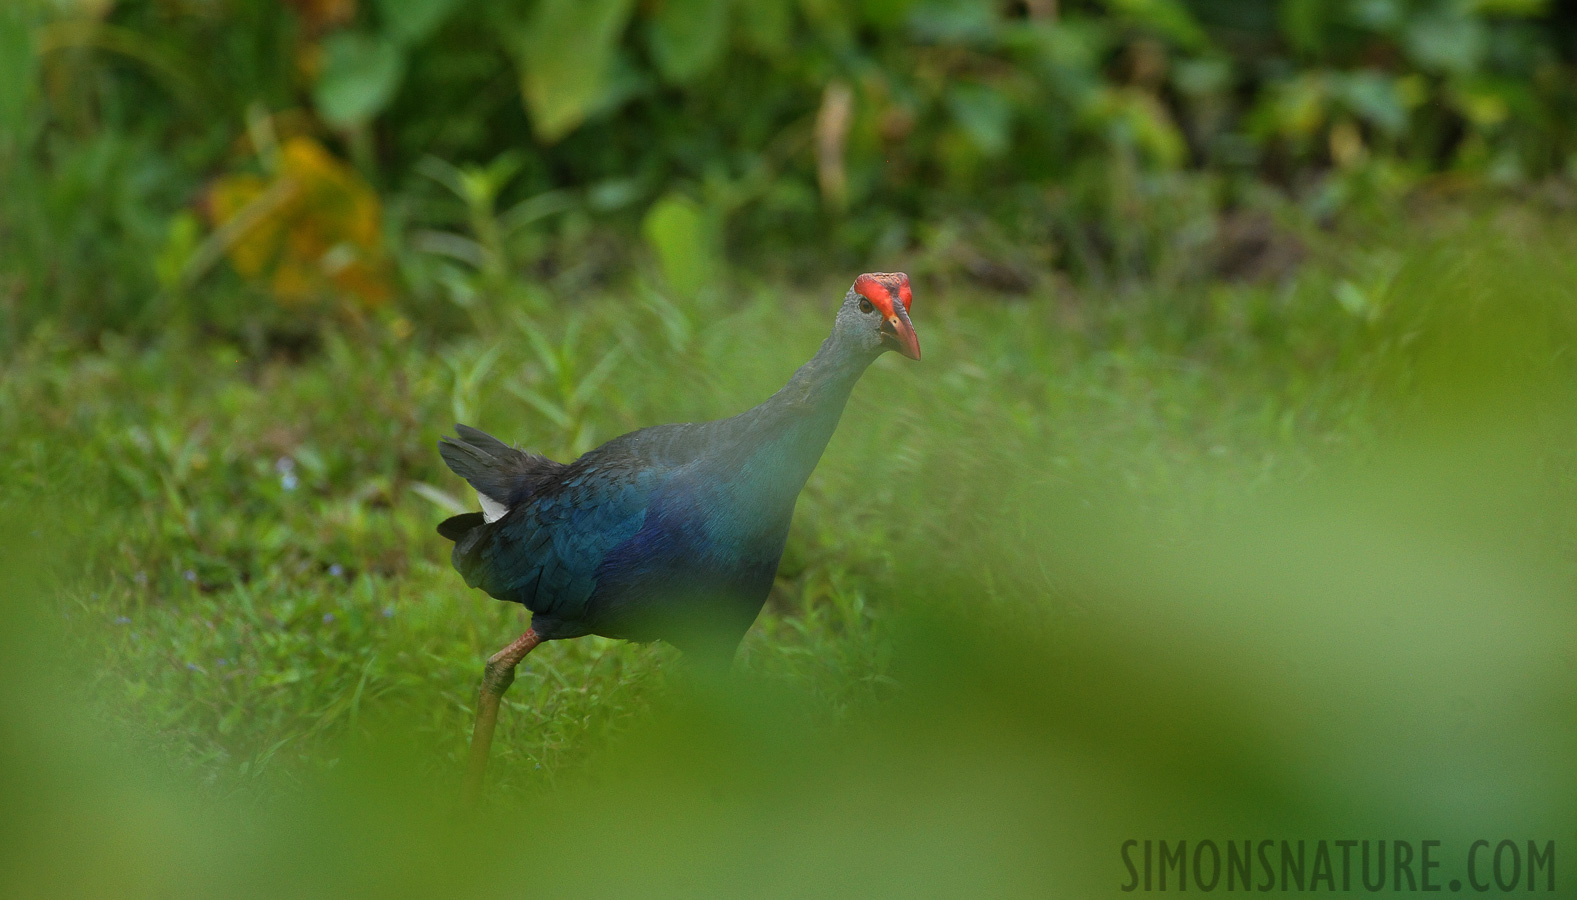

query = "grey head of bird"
(831, 272), (921, 361)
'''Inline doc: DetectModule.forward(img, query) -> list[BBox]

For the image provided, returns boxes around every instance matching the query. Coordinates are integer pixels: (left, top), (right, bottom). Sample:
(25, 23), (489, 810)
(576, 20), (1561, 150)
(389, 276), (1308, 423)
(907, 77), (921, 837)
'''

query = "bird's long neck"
(773, 330), (875, 417)
(730, 330), (875, 503)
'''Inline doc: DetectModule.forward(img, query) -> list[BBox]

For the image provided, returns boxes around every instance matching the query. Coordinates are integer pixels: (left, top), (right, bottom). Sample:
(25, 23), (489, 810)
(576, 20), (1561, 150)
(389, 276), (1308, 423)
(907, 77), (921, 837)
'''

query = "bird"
(437, 273), (920, 802)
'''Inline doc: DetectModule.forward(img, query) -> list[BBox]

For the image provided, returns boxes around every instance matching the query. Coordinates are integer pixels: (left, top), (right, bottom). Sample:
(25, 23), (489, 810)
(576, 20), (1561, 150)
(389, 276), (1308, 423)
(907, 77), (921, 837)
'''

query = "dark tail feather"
(437, 512), (485, 542)
(437, 424), (562, 505)
(454, 424), (516, 458)
(437, 432), (504, 489)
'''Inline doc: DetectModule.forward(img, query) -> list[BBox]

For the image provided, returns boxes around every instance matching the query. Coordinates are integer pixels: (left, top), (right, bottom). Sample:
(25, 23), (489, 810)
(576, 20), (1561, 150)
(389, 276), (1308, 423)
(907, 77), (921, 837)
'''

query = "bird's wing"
(438, 424), (564, 522)
(451, 461), (662, 621)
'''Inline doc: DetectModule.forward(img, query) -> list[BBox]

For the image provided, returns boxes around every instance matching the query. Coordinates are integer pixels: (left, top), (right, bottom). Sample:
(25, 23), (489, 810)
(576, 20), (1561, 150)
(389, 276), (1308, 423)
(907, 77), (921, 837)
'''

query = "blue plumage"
(438, 274), (921, 661)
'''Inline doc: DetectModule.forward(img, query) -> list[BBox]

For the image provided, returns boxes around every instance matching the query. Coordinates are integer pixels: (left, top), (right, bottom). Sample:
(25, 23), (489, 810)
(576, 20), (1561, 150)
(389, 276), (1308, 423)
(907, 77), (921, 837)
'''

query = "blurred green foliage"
(3, 3), (1577, 892)
(2, 218), (1575, 896)
(4, 0), (1577, 347)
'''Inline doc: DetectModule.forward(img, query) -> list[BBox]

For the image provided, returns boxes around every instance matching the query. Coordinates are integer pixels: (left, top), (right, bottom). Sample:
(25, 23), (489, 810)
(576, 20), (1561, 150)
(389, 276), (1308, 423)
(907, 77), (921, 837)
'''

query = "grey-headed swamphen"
(437, 273), (920, 801)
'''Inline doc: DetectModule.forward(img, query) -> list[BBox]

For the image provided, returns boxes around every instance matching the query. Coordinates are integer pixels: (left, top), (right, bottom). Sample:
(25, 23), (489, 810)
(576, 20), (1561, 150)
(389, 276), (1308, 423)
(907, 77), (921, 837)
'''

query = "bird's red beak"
(856, 272), (921, 361)
(881, 304), (921, 360)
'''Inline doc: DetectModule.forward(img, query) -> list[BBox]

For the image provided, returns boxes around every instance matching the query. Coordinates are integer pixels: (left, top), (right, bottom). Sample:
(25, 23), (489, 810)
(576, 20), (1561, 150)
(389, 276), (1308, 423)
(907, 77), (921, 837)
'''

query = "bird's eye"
(858, 298), (874, 314)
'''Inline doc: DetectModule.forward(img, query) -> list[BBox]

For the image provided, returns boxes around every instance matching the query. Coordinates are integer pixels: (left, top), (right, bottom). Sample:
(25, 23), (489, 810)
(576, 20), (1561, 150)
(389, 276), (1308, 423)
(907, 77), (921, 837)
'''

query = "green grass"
(3, 217), (1576, 896)
(3, 251), (1363, 793)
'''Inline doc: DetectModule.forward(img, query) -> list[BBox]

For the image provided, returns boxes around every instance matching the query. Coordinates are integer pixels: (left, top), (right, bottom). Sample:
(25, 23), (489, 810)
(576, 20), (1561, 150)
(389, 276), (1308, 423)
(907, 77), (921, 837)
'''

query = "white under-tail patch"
(479, 492), (509, 523)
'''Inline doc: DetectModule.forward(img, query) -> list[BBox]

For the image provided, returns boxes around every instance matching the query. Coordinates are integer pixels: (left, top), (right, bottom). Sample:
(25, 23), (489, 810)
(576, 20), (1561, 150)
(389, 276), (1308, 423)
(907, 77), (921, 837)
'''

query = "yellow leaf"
(205, 136), (390, 310)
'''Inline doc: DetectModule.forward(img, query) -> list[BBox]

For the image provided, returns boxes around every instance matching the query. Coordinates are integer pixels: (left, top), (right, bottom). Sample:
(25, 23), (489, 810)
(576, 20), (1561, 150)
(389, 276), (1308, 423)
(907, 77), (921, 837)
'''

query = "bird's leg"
(461, 627), (541, 807)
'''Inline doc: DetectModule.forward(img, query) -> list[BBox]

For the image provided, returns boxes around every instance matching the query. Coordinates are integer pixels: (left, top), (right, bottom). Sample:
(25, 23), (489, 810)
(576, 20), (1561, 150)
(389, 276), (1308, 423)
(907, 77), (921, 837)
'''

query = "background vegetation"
(4, 0), (1577, 347)
(1, 1), (1575, 896)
